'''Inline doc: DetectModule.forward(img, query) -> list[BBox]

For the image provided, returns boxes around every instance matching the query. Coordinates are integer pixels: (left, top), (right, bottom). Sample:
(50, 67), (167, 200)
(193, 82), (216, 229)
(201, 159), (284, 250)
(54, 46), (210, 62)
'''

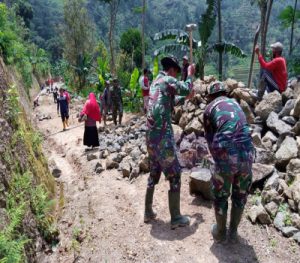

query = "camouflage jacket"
(203, 96), (253, 151)
(146, 71), (192, 141)
(110, 86), (123, 105)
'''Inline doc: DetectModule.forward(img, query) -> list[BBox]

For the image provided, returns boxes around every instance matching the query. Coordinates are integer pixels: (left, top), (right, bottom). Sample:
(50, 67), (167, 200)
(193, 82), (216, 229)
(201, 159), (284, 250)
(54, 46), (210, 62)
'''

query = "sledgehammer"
(185, 23), (197, 64)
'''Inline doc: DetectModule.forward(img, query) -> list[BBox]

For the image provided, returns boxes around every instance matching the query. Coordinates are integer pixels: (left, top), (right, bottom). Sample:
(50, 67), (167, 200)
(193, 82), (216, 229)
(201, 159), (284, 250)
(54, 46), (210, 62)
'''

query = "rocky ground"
(33, 83), (300, 263)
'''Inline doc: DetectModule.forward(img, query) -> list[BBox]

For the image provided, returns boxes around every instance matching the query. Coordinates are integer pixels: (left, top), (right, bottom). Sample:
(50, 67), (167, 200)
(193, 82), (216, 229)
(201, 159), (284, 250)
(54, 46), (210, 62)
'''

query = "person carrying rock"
(255, 42), (287, 101)
(110, 78), (123, 125)
(57, 87), (70, 131)
(203, 81), (254, 243)
(144, 55), (195, 229)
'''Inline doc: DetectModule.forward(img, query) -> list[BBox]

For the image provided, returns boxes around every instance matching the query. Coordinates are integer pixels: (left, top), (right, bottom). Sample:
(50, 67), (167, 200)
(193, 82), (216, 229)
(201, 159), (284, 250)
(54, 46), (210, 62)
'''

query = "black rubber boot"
(144, 188), (157, 223)
(228, 206), (244, 243)
(168, 191), (190, 229)
(119, 114), (123, 125)
(211, 211), (227, 243)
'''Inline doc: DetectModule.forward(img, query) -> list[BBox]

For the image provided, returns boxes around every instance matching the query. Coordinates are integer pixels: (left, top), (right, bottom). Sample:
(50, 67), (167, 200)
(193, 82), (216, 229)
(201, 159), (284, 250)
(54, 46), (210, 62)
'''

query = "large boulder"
(189, 168), (213, 200)
(275, 136), (298, 168)
(278, 99), (296, 118)
(255, 91), (282, 121)
(266, 112), (292, 135)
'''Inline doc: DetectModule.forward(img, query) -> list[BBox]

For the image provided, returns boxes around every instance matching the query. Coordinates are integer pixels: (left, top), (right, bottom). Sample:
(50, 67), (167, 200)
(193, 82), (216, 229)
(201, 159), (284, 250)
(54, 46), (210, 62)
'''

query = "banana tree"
(153, 0), (246, 80)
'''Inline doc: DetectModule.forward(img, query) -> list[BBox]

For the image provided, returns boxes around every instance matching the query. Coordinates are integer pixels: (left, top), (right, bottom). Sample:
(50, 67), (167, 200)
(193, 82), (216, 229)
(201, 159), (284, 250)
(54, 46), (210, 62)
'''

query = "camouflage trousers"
(146, 133), (181, 192)
(211, 146), (254, 216)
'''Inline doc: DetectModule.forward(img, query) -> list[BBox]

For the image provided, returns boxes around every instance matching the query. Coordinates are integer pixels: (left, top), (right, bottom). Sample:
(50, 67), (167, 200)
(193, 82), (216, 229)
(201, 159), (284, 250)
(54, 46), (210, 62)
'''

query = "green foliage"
(123, 67), (142, 112)
(6, 85), (20, 125)
(208, 42), (247, 58)
(152, 56), (159, 79)
(120, 28), (143, 68)
(279, 5), (300, 28)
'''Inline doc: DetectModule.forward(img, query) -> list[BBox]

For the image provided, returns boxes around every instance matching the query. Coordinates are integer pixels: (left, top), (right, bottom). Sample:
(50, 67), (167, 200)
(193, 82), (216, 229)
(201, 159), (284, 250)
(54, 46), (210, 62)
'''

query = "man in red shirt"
(255, 42), (287, 101)
(140, 69), (150, 113)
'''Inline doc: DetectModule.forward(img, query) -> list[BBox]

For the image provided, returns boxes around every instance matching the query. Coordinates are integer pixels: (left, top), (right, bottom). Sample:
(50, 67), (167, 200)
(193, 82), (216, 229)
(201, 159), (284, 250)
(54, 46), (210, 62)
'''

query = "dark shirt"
(57, 94), (69, 113)
(181, 63), (189, 81)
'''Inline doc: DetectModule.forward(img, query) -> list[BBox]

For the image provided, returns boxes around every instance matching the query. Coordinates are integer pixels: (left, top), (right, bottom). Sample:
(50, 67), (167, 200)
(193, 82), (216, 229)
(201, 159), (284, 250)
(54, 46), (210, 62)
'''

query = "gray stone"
(179, 114), (189, 129)
(139, 155), (149, 173)
(110, 153), (124, 163)
(252, 163), (274, 183)
(247, 204), (271, 224)
(275, 137), (298, 167)
(281, 226), (299, 237)
(278, 99), (296, 118)
(255, 91), (282, 121)
(267, 112), (292, 135)
(291, 213), (300, 229)
(189, 168), (213, 200)
(293, 232), (300, 244)
(282, 87), (295, 104)
(252, 133), (263, 148)
(129, 167), (140, 180)
(106, 158), (119, 170)
(291, 121), (300, 136)
(282, 116), (297, 126)
(240, 99), (255, 124)
(173, 107), (183, 123)
(262, 189), (280, 204)
(52, 168), (62, 178)
(288, 199), (297, 211)
(264, 201), (279, 217)
(87, 153), (97, 161)
(264, 171), (279, 190)
(262, 131), (278, 144)
(94, 162), (104, 174)
(286, 159), (300, 179)
(225, 78), (239, 92)
(292, 96), (300, 118)
(254, 148), (275, 164)
(130, 147), (142, 161)
(274, 212), (285, 230)
(120, 160), (131, 178)
(184, 118), (203, 136)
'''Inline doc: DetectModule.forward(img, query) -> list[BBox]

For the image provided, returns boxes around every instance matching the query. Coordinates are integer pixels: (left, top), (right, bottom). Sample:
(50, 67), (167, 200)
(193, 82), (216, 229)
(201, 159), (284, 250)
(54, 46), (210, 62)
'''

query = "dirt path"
(35, 90), (299, 263)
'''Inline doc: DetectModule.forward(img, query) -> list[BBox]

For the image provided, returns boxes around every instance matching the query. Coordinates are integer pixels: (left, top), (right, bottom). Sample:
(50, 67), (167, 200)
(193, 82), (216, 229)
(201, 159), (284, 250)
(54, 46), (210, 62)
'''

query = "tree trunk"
(109, 3), (115, 74)
(260, 1), (268, 57)
(217, 0), (223, 80)
(290, 0), (298, 55)
(141, 0), (146, 69)
(264, 0), (273, 52)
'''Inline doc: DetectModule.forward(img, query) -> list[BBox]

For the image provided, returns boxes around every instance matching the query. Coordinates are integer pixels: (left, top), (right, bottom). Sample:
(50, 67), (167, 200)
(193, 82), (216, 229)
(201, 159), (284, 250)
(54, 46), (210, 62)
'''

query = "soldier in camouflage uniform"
(110, 78), (123, 125)
(144, 56), (195, 229)
(203, 81), (254, 243)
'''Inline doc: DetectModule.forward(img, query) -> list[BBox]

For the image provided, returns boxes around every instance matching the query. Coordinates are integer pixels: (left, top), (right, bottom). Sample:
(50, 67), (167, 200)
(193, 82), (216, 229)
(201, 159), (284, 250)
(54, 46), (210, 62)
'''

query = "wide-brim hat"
(270, 42), (283, 52)
(161, 56), (181, 72)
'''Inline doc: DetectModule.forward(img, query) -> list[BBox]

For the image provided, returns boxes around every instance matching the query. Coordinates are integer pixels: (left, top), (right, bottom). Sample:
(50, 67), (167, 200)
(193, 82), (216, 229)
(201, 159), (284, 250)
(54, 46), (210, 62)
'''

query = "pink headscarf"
(81, 93), (101, 122)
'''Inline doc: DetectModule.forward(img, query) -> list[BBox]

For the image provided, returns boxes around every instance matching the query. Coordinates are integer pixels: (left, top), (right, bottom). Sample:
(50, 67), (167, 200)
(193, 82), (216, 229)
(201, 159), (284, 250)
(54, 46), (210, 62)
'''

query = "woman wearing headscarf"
(79, 93), (101, 149)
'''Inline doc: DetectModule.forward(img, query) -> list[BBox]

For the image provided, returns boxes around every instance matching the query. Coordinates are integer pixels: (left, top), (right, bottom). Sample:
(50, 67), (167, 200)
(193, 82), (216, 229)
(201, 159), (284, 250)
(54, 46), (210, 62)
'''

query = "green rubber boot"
(211, 211), (227, 243)
(228, 206), (244, 243)
(168, 191), (190, 229)
(144, 188), (157, 223)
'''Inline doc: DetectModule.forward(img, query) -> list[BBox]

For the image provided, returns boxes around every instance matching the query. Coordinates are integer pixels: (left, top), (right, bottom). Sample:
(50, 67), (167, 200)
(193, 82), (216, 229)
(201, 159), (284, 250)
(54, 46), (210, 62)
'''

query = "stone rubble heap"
(172, 76), (300, 244)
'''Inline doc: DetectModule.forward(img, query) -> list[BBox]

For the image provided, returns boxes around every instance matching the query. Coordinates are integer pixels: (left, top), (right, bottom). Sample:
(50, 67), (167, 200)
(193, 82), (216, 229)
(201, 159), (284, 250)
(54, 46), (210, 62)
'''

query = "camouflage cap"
(208, 81), (227, 95)
(161, 55), (181, 72)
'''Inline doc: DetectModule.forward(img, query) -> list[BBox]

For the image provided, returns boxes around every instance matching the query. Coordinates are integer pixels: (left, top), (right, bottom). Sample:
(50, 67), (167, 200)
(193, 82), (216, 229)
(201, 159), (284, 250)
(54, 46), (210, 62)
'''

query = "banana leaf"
(208, 42), (247, 58)
(153, 56), (159, 79)
(153, 44), (189, 57)
(129, 67), (140, 93)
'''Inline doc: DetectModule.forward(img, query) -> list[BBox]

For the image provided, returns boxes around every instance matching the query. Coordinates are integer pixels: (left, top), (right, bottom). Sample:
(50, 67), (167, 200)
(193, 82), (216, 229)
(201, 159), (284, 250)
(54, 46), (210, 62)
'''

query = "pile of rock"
(173, 76), (300, 243)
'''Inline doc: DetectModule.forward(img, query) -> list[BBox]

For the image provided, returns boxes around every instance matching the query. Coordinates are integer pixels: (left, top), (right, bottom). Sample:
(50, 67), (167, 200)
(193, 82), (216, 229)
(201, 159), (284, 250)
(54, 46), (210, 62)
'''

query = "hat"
(208, 81), (227, 95)
(270, 42), (283, 52)
(183, 55), (188, 61)
(161, 56), (181, 72)
(112, 77), (118, 82)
